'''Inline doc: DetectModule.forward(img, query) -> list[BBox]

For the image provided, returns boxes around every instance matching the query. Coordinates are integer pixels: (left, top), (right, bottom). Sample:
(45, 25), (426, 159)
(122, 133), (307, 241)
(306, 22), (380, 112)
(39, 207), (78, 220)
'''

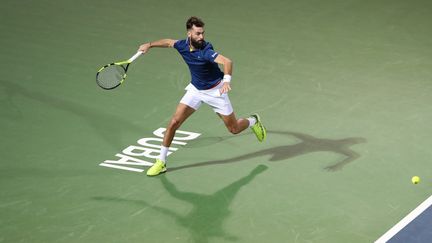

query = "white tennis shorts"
(180, 82), (233, 116)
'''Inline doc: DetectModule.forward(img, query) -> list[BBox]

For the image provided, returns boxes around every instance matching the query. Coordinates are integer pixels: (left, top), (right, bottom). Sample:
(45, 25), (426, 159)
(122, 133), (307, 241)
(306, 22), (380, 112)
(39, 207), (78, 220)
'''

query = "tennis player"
(138, 16), (266, 176)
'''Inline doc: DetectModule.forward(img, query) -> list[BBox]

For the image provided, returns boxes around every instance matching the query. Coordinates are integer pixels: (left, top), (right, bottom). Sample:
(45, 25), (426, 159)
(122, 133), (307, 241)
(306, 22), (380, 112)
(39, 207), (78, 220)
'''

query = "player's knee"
(168, 118), (181, 130)
(228, 125), (240, 135)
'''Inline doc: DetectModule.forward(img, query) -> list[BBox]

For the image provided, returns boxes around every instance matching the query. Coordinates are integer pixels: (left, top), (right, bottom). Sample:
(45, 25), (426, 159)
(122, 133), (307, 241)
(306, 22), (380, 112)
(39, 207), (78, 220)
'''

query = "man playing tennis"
(139, 16), (266, 176)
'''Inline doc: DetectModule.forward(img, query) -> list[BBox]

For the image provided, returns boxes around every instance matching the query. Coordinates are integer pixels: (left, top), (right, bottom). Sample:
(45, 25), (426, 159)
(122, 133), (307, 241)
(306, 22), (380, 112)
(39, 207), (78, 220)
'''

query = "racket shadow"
(0, 79), (142, 149)
(170, 130), (366, 172)
(93, 164), (268, 243)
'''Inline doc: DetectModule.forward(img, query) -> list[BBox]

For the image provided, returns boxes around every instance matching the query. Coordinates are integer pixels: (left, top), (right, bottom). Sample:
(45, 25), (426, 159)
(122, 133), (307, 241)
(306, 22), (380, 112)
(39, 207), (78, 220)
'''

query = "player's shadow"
(185, 132), (249, 148)
(170, 130), (366, 172)
(93, 164), (268, 243)
(0, 79), (142, 148)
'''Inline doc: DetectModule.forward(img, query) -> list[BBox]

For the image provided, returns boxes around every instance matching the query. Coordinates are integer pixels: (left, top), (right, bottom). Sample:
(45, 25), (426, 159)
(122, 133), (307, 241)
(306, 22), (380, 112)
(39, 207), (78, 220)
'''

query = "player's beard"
(190, 37), (204, 49)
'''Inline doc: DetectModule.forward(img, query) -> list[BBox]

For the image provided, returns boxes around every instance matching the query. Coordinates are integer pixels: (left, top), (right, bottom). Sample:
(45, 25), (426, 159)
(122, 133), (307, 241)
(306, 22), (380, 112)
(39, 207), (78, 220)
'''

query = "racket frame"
(96, 51), (143, 90)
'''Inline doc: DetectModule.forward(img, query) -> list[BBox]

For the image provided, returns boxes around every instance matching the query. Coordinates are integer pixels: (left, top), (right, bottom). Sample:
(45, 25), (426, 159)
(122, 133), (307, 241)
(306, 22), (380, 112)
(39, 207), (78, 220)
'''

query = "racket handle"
(129, 51), (143, 62)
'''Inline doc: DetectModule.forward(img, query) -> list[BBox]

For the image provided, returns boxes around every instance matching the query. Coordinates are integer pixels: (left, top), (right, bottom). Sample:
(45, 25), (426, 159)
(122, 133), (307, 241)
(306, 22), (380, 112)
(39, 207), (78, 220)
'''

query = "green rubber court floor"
(1, 0), (432, 242)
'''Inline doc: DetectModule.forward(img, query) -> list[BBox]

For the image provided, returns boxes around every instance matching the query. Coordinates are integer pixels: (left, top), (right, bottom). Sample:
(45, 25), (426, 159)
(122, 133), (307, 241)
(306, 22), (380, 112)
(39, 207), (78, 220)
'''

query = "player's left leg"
(218, 112), (266, 142)
(217, 112), (249, 134)
(206, 89), (266, 141)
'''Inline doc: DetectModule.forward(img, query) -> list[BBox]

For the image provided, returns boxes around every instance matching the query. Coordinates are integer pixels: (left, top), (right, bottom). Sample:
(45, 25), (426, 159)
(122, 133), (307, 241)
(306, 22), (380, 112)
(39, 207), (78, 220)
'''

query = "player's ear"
(187, 31), (191, 38)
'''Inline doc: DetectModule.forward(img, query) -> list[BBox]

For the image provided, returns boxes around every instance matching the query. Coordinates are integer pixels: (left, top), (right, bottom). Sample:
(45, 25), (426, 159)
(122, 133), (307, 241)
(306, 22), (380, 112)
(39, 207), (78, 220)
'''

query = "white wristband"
(222, 74), (232, 83)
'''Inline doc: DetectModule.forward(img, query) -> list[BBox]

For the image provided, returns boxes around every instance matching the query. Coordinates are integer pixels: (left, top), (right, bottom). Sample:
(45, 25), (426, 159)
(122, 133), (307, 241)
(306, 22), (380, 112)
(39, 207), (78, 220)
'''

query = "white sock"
(159, 146), (169, 163)
(247, 117), (257, 127)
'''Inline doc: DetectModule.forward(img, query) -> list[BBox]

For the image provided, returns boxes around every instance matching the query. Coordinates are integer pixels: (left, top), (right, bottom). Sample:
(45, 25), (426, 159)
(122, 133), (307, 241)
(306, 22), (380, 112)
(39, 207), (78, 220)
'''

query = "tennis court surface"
(1, 0), (432, 242)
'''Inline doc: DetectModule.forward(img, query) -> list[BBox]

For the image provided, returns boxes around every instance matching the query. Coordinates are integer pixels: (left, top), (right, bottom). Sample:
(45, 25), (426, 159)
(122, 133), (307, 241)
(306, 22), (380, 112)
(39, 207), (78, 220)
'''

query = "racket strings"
(96, 64), (126, 89)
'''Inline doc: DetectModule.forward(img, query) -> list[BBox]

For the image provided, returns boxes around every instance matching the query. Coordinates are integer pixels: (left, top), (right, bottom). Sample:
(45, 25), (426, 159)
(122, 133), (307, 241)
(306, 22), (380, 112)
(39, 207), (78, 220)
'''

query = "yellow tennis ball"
(412, 176), (420, 184)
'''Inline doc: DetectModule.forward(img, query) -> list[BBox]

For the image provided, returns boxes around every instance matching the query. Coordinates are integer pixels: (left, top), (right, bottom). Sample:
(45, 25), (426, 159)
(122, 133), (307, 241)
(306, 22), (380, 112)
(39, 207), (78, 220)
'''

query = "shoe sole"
(252, 113), (266, 142)
(147, 169), (167, 176)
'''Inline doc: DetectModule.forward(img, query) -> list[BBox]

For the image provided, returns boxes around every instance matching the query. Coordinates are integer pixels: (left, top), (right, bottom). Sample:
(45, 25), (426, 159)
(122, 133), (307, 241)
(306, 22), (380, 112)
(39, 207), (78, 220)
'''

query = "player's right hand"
(138, 43), (151, 54)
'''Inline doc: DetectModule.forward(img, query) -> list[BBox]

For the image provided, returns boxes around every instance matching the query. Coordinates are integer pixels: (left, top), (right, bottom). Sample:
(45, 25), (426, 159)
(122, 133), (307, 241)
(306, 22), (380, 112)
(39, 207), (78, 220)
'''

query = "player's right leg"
(147, 102), (198, 176)
(162, 103), (196, 147)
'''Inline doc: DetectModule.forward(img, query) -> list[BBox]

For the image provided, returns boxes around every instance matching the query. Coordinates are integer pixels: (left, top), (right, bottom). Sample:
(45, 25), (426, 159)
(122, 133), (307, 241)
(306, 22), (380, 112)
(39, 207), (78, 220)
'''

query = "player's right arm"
(138, 39), (177, 53)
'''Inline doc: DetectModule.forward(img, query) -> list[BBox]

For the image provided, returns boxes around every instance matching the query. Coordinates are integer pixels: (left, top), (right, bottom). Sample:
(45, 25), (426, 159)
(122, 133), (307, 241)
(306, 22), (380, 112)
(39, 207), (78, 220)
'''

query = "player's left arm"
(214, 54), (233, 94)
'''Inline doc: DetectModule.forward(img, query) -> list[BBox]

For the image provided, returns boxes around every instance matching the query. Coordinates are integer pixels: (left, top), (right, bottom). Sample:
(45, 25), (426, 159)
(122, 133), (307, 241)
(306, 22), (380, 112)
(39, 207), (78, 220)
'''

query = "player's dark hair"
(186, 16), (205, 30)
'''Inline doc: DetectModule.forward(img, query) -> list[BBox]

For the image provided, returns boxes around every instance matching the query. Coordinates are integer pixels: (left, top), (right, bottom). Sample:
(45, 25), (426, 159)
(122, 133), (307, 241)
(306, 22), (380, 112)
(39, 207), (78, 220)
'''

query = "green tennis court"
(1, 0), (432, 242)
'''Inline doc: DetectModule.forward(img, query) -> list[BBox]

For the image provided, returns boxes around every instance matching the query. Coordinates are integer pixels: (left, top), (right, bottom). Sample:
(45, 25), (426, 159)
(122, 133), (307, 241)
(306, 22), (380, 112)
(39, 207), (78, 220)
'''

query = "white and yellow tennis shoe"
(251, 114), (266, 142)
(146, 159), (167, 176)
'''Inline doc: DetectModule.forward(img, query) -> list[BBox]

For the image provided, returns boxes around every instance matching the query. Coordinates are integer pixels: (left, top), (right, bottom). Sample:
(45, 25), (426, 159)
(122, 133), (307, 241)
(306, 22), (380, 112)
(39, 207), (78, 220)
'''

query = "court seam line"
(375, 194), (432, 243)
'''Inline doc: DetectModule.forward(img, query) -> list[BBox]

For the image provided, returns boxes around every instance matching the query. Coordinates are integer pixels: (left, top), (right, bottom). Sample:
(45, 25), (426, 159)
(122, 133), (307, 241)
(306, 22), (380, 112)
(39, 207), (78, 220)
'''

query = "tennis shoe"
(146, 159), (167, 176)
(250, 113), (266, 142)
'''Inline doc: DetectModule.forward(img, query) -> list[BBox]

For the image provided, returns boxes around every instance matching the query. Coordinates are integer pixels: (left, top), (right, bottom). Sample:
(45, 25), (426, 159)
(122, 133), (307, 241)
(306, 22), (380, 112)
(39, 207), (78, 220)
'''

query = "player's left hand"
(219, 82), (231, 95)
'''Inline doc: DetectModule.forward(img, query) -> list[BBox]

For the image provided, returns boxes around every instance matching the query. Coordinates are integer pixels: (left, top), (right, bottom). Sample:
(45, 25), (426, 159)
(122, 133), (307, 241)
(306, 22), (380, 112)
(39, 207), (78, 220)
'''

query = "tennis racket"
(96, 51), (143, 90)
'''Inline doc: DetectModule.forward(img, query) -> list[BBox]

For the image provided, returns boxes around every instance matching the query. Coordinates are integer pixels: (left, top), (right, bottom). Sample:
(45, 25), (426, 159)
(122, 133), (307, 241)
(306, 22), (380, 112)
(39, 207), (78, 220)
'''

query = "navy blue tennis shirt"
(174, 39), (224, 90)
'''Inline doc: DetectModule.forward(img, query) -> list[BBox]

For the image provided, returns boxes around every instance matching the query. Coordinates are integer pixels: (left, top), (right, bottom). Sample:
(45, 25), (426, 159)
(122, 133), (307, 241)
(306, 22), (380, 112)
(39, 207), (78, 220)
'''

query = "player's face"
(188, 25), (205, 49)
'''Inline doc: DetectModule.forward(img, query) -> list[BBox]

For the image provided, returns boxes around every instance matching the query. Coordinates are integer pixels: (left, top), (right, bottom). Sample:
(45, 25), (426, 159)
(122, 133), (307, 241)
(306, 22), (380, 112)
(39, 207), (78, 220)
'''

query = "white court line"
(375, 195), (432, 243)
